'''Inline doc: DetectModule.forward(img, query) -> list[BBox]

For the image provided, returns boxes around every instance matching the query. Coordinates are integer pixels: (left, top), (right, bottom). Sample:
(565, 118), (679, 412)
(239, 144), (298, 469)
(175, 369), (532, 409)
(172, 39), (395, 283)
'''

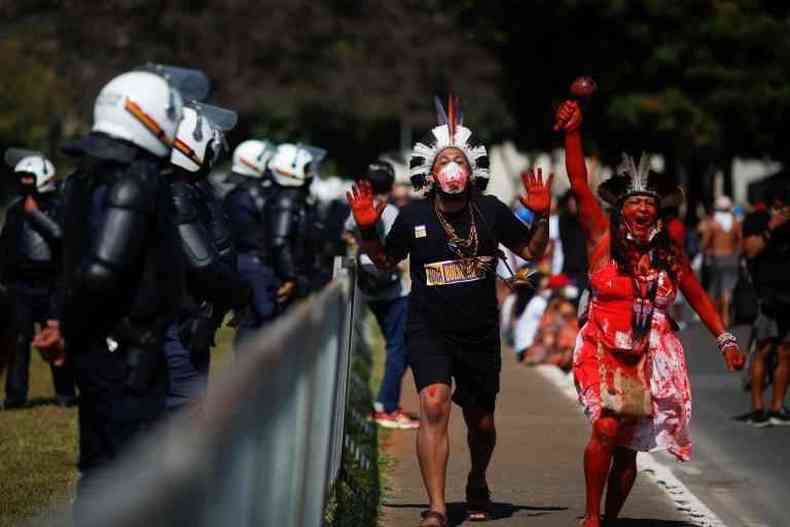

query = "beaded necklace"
(433, 197), (493, 277)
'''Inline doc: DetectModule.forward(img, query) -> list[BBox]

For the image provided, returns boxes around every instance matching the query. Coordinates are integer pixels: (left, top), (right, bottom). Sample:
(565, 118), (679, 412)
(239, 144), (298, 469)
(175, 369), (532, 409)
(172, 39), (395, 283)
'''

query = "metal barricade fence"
(32, 257), (361, 527)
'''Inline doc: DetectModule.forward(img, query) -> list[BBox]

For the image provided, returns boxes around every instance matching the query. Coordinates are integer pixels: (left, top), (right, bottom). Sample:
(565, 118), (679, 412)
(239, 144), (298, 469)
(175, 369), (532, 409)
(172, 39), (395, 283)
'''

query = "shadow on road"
(384, 501), (568, 525)
(605, 518), (695, 526)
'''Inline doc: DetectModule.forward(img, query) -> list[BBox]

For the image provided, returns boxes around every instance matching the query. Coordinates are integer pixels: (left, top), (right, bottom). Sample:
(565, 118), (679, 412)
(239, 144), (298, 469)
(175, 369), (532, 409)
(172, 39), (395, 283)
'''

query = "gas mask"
(434, 161), (470, 195)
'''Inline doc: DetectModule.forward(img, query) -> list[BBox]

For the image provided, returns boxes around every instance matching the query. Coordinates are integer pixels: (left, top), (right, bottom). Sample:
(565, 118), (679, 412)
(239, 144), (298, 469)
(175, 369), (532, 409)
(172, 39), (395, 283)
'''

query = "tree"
(457, 0), (790, 216)
(2, 1), (512, 177)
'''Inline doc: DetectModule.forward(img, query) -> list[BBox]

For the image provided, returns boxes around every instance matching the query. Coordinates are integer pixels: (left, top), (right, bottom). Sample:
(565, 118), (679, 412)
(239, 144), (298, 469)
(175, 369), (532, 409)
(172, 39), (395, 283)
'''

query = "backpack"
(731, 258), (758, 325)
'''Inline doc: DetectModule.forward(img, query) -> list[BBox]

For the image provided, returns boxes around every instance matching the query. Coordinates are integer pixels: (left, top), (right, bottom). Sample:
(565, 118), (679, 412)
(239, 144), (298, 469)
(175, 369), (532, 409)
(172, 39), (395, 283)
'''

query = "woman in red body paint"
(554, 99), (745, 527)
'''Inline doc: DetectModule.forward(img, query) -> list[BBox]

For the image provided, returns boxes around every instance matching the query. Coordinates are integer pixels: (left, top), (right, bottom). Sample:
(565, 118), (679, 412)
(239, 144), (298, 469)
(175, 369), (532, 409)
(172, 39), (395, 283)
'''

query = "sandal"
(420, 510), (448, 527)
(466, 483), (493, 521)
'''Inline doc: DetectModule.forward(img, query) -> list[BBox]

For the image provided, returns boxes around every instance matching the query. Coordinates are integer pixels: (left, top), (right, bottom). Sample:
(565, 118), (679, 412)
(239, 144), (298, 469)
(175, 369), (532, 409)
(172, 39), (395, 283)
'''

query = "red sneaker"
(370, 408), (420, 430)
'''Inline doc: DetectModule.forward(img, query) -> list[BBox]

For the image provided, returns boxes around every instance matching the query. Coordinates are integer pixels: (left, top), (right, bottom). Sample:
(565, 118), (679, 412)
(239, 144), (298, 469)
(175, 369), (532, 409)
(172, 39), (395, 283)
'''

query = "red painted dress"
(573, 261), (693, 461)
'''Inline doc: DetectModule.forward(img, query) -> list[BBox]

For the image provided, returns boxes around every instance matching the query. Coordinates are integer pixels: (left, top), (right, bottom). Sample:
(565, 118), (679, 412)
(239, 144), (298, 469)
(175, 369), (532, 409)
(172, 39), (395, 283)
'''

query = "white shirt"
(513, 293), (549, 352)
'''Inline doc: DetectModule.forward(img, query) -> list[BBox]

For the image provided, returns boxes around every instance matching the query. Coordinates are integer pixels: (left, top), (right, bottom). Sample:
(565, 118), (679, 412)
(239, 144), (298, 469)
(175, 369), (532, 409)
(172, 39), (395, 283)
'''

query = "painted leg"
(583, 415), (620, 527)
(416, 383), (452, 517)
(603, 447), (638, 521)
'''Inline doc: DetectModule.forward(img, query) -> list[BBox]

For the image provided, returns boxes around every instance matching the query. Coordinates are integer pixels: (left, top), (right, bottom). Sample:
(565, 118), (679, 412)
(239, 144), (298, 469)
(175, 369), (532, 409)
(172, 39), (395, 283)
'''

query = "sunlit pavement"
(665, 322), (790, 527)
(380, 349), (693, 526)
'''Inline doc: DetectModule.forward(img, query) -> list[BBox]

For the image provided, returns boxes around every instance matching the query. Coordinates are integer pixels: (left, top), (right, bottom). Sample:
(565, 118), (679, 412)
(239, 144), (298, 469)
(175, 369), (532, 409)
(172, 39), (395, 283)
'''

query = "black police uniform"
(269, 185), (323, 297)
(223, 173), (280, 342)
(0, 189), (76, 406)
(59, 132), (183, 515)
(166, 177), (250, 410)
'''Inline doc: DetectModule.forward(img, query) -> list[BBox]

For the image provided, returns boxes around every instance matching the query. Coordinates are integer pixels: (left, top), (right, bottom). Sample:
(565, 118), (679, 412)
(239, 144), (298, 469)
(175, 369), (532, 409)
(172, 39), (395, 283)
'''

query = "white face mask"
(435, 161), (470, 194)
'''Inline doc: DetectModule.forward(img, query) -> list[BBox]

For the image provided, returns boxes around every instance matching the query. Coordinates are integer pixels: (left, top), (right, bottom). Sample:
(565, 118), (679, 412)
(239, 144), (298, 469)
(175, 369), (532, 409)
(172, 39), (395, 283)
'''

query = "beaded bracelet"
(716, 332), (737, 353)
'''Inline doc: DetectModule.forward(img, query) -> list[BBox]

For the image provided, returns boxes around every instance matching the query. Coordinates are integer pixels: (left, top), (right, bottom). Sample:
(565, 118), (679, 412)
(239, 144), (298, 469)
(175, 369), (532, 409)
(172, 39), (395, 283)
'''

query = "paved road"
(380, 351), (694, 527)
(665, 322), (790, 527)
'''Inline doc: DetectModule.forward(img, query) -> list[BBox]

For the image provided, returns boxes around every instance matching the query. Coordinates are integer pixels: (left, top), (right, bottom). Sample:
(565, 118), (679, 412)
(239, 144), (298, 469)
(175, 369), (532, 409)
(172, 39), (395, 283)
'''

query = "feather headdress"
(597, 152), (684, 208)
(409, 94), (489, 191)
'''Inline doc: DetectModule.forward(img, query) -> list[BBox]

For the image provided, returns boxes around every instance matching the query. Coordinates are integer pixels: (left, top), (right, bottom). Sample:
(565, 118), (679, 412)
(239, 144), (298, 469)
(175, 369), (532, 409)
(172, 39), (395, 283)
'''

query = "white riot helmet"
(268, 143), (327, 187)
(231, 139), (276, 177)
(92, 71), (185, 158)
(171, 102), (238, 173)
(4, 148), (56, 193)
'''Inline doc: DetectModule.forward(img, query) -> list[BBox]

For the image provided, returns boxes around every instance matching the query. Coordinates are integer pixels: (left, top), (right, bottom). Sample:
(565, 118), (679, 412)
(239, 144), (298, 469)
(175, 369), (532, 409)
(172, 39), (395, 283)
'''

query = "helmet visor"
(187, 101), (238, 131)
(5, 147), (43, 168)
(137, 64), (211, 102)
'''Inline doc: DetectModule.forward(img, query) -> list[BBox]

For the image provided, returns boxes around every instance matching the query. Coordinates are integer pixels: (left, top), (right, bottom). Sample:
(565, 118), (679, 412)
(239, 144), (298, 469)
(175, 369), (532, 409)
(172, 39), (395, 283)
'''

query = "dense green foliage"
(2, 1), (789, 199)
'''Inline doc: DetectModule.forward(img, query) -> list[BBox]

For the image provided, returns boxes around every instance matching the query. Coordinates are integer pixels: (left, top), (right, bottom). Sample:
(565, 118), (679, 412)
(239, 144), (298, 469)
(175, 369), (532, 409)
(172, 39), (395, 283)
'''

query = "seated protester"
(513, 272), (550, 363)
(518, 274), (578, 369)
(531, 291), (579, 371)
(741, 186), (790, 426)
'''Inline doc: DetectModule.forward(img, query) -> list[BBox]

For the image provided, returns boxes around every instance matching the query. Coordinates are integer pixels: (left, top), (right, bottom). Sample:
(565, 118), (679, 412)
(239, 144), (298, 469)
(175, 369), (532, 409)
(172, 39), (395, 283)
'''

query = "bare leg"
(603, 447), (638, 521)
(770, 344), (790, 412)
(751, 343), (770, 411)
(416, 383), (452, 517)
(583, 415), (620, 527)
(463, 406), (496, 488)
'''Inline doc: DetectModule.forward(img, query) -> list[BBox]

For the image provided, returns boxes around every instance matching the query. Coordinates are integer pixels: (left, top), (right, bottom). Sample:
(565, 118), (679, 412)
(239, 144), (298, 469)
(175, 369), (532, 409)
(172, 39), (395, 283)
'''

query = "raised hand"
(554, 100), (583, 132)
(519, 168), (554, 217)
(346, 180), (385, 229)
(722, 343), (746, 372)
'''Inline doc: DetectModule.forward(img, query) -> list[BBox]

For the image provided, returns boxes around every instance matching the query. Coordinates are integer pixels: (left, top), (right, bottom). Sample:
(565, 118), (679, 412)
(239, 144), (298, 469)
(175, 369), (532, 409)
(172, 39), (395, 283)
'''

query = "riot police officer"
(1, 150), (76, 408)
(223, 139), (279, 343)
(266, 143), (327, 300)
(167, 101), (251, 410)
(33, 66), (206, 518)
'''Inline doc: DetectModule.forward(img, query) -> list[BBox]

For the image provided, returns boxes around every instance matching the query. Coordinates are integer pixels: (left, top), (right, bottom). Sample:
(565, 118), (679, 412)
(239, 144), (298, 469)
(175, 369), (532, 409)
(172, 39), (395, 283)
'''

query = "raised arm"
(555, 101), (609, 258)
(514, 168), (552, 261)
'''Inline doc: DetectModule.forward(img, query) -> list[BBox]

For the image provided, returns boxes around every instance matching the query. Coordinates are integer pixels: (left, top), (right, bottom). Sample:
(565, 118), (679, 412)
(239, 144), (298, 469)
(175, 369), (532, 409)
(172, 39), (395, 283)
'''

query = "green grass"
(362, 310), (399, 527)
(0, 317), (387, 526)
(0, 351), (78, 526)
(0, 326), (238, 527)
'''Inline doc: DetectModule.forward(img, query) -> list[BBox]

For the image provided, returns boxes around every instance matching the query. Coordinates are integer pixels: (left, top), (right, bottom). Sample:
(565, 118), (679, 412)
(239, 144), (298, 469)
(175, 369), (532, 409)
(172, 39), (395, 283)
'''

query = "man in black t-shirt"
(742, 188), (790, 427)
(347, 96), (552, 526)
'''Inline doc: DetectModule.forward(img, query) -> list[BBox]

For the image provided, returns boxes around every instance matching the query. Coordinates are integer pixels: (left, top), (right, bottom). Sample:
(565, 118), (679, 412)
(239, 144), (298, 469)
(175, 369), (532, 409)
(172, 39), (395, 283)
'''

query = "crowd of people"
(0, 64), (786, 527)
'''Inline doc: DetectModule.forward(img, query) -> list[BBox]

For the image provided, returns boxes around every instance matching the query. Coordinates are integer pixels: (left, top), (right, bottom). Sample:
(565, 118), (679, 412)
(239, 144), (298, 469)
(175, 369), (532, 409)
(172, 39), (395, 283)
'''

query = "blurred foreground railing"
(32, 257), (366, 527)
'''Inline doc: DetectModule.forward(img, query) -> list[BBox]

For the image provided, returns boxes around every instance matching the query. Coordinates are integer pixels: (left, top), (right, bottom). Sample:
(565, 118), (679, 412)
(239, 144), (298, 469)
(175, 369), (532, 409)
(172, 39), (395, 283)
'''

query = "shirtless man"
(699, 196), (741, 328)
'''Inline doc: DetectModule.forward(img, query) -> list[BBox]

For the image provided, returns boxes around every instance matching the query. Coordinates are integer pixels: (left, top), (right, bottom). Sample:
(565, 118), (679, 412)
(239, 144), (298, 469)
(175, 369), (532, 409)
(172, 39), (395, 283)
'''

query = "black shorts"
(754, 312), (790, 344)
(407, 324), (501, 412)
